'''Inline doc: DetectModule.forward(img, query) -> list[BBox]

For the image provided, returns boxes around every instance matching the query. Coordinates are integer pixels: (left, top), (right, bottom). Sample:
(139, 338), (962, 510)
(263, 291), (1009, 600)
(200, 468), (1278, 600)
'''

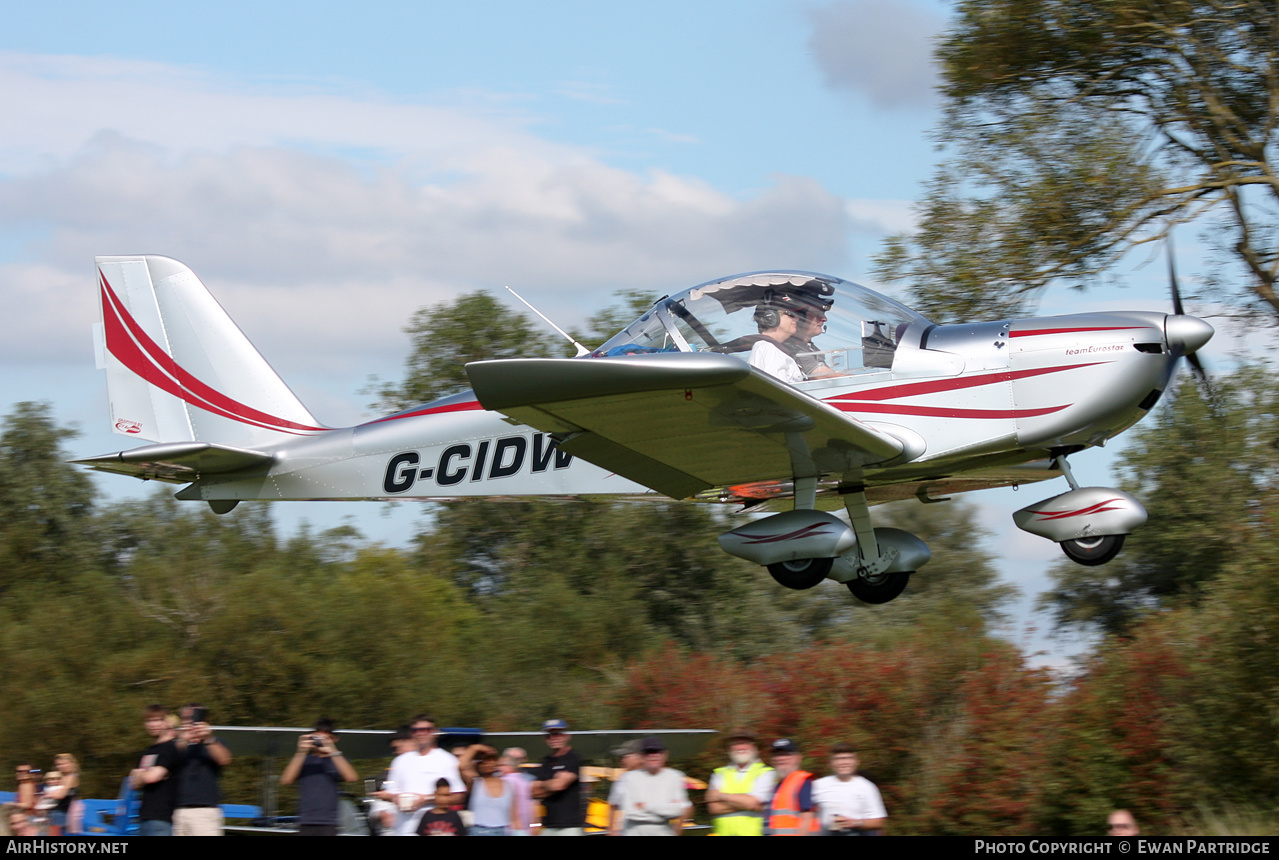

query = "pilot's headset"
(752, 290), (794, 330)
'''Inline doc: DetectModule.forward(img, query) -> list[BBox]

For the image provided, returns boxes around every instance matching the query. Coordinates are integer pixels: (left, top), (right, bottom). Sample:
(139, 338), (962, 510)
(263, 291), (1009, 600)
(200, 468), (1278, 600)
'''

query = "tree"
(1040, 366), (1279, 634)
(0, 402), (98, 590)
(847, 499), (1015, 638)
(874, 0), (1279, 323)
(575, 289), (657, 348)
(370, 291), (558, 411)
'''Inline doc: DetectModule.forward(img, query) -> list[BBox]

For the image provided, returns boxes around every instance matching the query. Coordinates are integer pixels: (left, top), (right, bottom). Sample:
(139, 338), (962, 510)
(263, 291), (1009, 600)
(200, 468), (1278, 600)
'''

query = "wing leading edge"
(466, 352), (906, 500)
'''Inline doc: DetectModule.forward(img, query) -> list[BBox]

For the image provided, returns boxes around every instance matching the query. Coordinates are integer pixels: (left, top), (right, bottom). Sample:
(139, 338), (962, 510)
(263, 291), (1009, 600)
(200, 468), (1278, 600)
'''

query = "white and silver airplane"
(78, 256), (1213, 603)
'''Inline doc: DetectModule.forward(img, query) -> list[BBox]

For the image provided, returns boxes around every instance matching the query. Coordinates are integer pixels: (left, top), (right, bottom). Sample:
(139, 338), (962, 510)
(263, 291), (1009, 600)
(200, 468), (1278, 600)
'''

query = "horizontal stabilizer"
(73, 442), (274, 484)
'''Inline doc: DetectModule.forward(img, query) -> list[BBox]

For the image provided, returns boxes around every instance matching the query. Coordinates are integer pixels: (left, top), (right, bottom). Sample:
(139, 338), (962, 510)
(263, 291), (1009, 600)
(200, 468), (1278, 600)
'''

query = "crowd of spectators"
(4, 705), (1140, 837)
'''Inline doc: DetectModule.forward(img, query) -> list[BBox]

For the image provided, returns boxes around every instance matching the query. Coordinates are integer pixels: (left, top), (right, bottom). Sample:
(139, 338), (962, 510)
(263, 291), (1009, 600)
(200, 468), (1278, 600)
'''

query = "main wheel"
(846, 571), (911, 604)
(767, 557), (833, 590)
(1060, 534), (1125, 566)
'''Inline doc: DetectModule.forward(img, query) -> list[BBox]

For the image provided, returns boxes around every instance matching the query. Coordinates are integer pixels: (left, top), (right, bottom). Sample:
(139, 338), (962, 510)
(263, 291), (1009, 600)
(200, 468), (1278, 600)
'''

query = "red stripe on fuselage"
(1009, 326), (1146, 338)
(363, 400), (485, 425)
(825, 362), (1106, 405)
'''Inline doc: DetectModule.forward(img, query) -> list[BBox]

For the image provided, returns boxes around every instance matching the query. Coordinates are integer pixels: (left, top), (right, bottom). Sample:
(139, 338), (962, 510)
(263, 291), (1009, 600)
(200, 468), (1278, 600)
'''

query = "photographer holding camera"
(280, 718), (359, 836)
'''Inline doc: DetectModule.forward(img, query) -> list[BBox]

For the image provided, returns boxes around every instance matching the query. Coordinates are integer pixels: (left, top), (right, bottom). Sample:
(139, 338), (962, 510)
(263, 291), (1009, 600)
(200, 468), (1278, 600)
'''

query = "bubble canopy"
(592, 271), (931, 380)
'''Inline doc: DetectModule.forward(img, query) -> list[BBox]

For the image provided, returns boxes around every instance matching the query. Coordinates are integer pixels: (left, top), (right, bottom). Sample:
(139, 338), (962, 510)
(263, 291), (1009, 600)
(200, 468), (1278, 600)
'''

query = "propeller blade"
(1167, 235), (1186, 316)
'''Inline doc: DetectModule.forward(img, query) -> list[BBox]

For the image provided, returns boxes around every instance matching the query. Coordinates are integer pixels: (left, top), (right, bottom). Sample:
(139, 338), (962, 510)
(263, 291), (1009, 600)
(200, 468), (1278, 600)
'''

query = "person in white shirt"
(811, 743), (886, 836)
(747, 297), (804, 384)
(379, 714), (466, 835)
(608, 737), (691, 836)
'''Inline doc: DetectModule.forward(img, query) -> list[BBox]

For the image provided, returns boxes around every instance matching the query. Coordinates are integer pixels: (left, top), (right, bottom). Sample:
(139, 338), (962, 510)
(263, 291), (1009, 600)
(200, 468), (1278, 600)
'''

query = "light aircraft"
(78, 256), (1213, 604)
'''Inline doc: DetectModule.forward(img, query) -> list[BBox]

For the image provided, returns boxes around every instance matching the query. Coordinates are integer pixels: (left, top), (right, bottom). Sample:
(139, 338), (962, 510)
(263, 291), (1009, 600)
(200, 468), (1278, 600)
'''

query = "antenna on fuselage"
(504, 285), (591, 357)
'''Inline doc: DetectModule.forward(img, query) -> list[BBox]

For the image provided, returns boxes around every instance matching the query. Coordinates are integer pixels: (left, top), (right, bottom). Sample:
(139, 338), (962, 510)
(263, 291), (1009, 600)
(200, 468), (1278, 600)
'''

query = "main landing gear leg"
(842, 489), (912, 604)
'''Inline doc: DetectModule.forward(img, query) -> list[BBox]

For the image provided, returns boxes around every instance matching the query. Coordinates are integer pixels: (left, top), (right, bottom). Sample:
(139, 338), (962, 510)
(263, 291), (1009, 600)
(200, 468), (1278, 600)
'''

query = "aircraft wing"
(466, 353), (905, 500)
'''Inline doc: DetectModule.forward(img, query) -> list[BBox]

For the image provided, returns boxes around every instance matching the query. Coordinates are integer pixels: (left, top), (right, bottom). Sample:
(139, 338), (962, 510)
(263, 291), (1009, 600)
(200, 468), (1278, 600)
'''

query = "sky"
(0, 0), (1243, 667)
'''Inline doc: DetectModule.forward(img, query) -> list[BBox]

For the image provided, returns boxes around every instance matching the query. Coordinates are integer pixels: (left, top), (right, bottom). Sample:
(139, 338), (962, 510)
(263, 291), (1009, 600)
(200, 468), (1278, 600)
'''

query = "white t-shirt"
(748, 339), (803, 383)
(609, 767), (690, 826)
(385, 748), (466, 835)
(812, 774), (887, 831)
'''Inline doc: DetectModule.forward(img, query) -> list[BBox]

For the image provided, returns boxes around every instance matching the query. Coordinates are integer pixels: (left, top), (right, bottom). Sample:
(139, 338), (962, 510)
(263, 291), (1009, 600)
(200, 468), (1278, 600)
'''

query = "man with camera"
(173, 703), (233, 836)
(280, 718), (359, 836)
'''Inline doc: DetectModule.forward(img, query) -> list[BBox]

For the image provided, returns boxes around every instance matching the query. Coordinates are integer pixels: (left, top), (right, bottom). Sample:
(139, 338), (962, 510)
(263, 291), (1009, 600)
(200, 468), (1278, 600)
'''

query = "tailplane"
(94, 255), (325, 446)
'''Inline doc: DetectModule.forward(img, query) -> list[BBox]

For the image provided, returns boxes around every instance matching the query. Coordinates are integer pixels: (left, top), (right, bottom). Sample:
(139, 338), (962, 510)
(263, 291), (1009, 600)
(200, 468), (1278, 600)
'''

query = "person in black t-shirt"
(173, 703), (232, 836)
(130, 705), (183, 836)
(531, 719), (584, 835)
(416, 779), (468, 836)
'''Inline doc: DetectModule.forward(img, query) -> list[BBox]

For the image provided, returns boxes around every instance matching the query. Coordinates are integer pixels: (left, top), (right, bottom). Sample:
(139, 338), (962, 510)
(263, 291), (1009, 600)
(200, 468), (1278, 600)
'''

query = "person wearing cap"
(531, 719), (584, 835)
(811, 743), (886, 835)
(766, 739), (818, 836)
(606, 740), (643, 834)
(608, 738), (691, 836)
(783, 303), (842, 379)
(707, 729), (776, 836)
(613, 739), (644, 774)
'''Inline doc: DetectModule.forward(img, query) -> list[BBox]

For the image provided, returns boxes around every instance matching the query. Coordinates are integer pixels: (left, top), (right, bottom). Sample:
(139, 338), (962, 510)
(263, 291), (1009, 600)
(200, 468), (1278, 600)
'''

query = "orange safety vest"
(768, 770), (819, 835)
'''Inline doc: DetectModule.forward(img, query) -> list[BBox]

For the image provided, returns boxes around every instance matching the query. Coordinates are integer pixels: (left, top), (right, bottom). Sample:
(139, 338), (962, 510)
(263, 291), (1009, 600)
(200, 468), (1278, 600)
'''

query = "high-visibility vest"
(768, 770), (819, 835)
(712, 762), (773, 836)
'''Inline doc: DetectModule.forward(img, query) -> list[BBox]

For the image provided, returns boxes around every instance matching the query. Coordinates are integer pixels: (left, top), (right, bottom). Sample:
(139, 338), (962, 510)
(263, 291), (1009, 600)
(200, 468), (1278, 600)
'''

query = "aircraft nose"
(1165, 314), (1214, 354)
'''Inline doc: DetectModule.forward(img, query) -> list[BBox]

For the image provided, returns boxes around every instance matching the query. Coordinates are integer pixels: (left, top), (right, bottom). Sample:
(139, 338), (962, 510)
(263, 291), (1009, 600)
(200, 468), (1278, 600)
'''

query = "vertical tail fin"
(95, 255), (325, 445)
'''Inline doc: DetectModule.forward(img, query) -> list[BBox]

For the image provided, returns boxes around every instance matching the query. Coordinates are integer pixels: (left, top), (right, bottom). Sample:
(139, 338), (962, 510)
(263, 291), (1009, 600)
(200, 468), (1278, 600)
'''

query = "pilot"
(784, 302), (842, 379)
(748, 295), (804, 384)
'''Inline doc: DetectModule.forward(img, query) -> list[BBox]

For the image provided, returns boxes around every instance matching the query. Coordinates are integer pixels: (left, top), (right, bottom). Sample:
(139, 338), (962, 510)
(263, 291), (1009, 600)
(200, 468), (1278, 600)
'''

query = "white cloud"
(0, 127), (851, 375)
(806, 0), (944, 110)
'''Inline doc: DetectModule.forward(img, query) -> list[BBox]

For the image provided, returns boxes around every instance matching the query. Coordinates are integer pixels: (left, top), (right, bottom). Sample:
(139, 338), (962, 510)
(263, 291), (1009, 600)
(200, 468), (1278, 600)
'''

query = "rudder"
(95, 255), (325, 446)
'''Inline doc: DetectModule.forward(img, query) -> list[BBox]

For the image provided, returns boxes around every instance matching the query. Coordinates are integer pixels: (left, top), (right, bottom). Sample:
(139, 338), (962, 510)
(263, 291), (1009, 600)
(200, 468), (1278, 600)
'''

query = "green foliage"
(0, 403), (97, 591)
(851, 499), (1016, 637)
(1042, 367), (1279, 634)
(874, 0), (1279, 322)
(1165, 534), (1279, 806)
(574, 289), (658, 348)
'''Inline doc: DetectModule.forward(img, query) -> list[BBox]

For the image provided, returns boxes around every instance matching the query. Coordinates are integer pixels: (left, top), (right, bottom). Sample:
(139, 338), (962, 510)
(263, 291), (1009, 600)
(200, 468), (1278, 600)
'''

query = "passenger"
(747, 296), (804, 384)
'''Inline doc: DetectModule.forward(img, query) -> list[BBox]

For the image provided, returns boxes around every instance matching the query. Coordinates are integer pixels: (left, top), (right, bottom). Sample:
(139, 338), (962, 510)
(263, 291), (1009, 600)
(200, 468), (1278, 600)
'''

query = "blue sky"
(0, 0), (1238, 664)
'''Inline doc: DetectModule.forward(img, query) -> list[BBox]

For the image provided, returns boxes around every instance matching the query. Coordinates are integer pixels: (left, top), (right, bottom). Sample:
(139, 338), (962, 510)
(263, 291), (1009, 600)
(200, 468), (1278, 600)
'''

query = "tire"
(767, 557), (833, 590)
(846, 571), (912, 604)
(1060, 534), (1125, 566)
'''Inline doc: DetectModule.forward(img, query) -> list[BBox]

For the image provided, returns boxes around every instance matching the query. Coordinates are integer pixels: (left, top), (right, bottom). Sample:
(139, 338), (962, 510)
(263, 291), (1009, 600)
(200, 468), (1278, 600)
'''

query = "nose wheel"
(1060, 534), (1125, 566)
